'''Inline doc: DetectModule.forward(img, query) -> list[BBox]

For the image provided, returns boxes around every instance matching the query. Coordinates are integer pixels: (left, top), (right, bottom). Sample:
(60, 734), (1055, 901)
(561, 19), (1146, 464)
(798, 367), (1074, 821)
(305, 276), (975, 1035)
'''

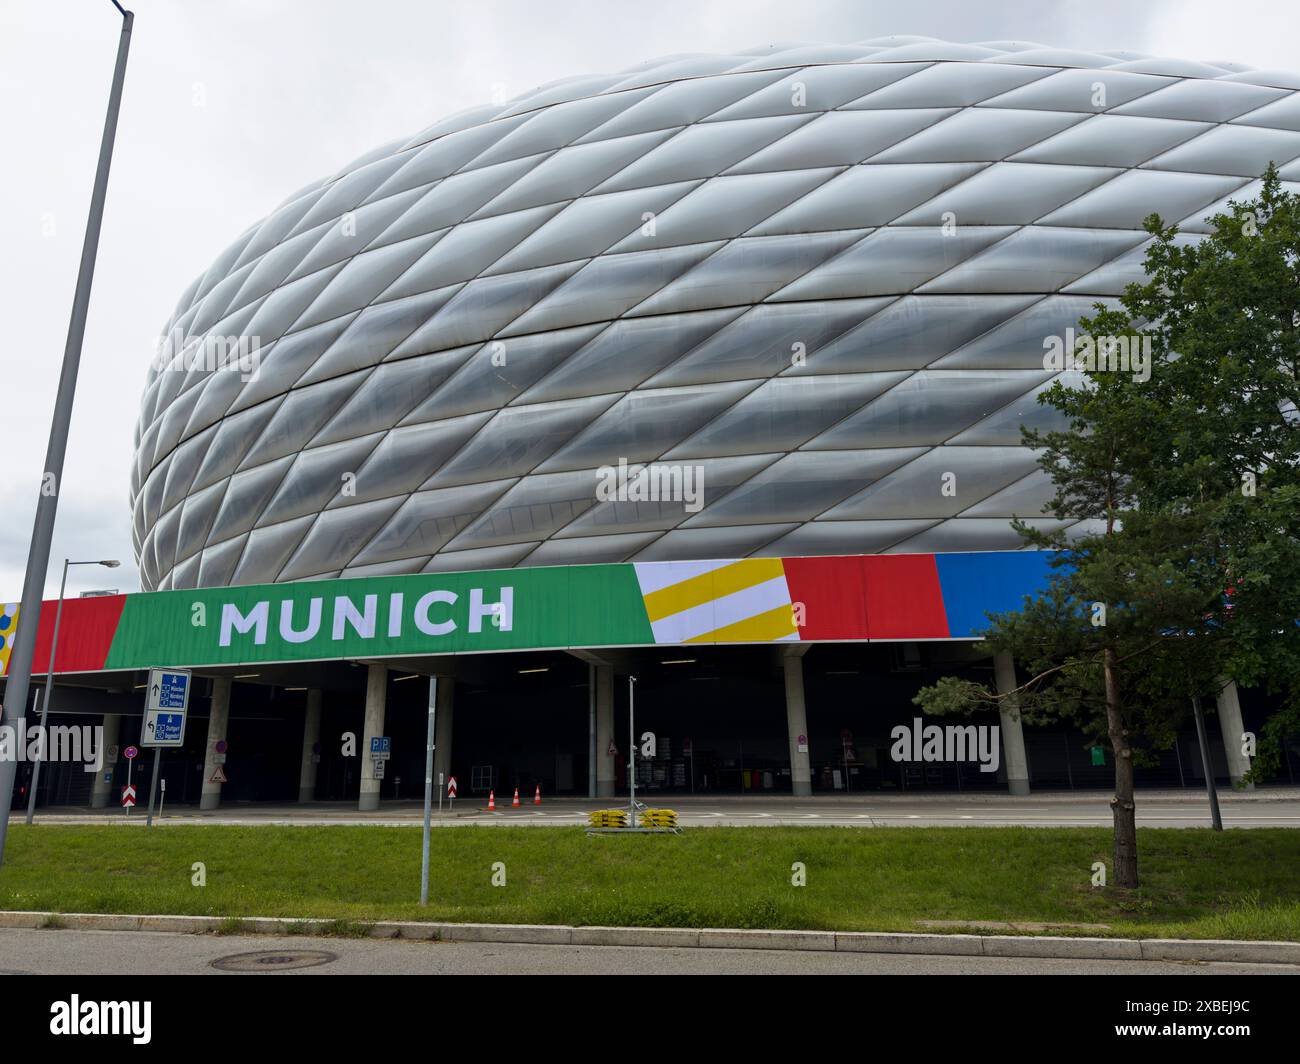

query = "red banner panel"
(861, 555), (949, 639)
(783, 556), (870, 640)
(30, 595), (127, 675)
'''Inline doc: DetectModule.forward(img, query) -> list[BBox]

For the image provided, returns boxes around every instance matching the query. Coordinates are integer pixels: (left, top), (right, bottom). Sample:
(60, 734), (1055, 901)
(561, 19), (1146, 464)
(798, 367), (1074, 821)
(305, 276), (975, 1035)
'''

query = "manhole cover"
(211, 949), (338, 973)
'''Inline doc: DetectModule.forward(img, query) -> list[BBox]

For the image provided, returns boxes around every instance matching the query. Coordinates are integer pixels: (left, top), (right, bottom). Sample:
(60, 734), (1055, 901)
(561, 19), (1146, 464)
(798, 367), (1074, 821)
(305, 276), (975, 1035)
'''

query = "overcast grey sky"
(2, 0), (1297, 599)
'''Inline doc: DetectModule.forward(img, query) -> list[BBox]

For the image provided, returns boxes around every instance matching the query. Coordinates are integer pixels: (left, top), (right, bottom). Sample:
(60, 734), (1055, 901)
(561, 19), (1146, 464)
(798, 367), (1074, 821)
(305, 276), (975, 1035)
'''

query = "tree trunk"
(1104, 646), (1139, 888)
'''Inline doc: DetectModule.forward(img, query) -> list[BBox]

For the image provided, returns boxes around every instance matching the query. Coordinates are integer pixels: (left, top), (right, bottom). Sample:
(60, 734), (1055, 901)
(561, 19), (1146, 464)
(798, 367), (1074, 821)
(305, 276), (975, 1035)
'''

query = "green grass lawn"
(2, 824), (1298, 940)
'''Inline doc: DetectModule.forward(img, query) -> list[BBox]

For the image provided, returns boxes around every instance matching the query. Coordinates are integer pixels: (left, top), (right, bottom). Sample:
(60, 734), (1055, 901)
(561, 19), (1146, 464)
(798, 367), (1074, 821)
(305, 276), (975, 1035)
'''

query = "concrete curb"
(699, 928), (836, 951)
(1137, 938), (1300, 964)
(1, 910), (1297, 964)
(836, 931), (984, 956)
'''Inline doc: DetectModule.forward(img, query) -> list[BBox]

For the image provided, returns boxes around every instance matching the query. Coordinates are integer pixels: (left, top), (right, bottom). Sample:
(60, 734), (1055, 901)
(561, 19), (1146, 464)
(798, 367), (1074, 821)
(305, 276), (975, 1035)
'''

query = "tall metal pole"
(628, 675), (636, 828)
(1191, 694), (1224, 831)
(25, 559), (70, 824)
(421, 676), (438, 905)
(145, 747), (160, 827)
(0, 5), (134, 867)
(587, 662), (596, 799)
(25, 556), (117, 824)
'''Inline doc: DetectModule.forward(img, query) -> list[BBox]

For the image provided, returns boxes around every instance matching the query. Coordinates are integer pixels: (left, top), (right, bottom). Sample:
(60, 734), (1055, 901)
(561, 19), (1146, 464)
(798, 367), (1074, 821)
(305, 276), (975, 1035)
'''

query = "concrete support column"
(432, 675), (453, 790)
(200, 677), (231, 811)
(297, 689), (322, 802)
(358, 664), (387, 812)
(90, 713), (120, 809)
(594, 665), (615, 798)
(1215, 679), (1253, 790)
(993, 651), (1031, 796)
(781, 647), (812, 797)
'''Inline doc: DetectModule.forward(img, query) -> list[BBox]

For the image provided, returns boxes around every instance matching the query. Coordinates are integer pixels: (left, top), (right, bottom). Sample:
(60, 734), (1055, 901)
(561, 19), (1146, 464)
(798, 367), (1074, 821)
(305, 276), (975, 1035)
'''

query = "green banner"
(103, 565), (653, 670)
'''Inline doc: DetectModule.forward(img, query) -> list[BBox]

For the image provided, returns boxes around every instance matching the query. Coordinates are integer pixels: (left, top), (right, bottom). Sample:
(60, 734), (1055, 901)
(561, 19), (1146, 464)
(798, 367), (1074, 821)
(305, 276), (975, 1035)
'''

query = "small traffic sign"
(215, 739), (228, 754)
(123, 745), (139, 761)
(447, 776), (458, 798)
(840, 728), (857, 761)
(142, 667), (191, 747)
(148, 712), (185, 744)
(607, 740), (618, 757)
(208, 765), (227, 784)
(150, 669), (189, 709)
(121, 784), (137, 808)
(370, 736), (391, 760)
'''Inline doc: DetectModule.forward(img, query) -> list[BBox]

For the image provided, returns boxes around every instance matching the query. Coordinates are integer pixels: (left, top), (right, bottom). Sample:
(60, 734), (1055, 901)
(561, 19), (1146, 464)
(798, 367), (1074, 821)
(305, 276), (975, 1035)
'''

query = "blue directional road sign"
(152, 713), (184, 743)
(156, 671), (189, 709)
(142, 667), (191, 747)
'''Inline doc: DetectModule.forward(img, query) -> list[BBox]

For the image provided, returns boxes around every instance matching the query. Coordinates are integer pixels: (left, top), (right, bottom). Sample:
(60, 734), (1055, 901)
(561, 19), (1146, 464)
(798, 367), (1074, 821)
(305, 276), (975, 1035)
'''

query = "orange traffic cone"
(533, 784), (542, 805)
(487, 790), (496, 810)
(512, 787), (521, 808)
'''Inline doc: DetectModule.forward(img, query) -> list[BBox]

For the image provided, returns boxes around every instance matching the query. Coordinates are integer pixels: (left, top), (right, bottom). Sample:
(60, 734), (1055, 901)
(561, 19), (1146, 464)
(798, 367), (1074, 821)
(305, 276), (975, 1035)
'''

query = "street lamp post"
(0, 2), (133, 867)
(25, 559), (119, 824)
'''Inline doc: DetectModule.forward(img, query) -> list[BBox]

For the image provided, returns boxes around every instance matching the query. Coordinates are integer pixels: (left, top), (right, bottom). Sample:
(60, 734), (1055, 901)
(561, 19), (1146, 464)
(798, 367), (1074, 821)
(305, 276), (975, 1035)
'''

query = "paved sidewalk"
(16, 788), (1300, 828)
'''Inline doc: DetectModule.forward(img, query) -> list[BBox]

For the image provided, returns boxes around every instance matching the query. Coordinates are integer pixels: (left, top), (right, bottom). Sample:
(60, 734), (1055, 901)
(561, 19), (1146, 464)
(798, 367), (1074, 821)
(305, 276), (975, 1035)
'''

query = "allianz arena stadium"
(130, 36), (1300, 592)
(9, 35), (1283, 809)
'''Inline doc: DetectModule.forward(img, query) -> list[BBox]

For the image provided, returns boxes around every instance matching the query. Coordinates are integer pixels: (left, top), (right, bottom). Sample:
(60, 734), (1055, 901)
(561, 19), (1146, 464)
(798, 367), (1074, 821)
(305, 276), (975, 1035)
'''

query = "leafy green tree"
(917, 435), (1228, 889)
(915, 167), (1300, 887)
(1109, 165), (1300, 776)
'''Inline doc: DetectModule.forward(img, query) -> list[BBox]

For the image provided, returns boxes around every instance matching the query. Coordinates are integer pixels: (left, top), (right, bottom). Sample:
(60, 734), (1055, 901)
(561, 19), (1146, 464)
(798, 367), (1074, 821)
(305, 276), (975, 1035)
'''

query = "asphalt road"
(20, 790), (1300, 828)
(3, 928), (1298, 975)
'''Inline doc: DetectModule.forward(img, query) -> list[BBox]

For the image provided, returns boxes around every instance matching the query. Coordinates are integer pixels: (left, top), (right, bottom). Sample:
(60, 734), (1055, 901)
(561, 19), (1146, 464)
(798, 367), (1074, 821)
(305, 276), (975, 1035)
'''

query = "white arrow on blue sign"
(142, 668), (191, 747)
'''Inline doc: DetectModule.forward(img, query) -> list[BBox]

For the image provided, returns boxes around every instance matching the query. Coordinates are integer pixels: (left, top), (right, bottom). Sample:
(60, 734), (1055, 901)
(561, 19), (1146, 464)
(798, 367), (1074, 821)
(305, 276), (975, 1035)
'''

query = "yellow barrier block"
(588, 809), (628, 828)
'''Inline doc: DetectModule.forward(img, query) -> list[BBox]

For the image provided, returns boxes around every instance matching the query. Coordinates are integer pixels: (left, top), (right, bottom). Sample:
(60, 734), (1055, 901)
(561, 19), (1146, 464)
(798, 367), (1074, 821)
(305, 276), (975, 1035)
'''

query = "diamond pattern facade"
(131, 37), (1300, 591)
